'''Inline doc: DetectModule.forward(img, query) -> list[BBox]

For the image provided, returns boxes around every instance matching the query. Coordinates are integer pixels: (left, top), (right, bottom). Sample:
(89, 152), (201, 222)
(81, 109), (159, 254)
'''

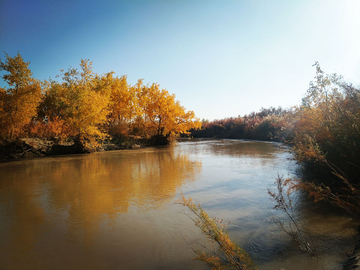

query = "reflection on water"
(199, 139), (283, 157)
(0, 147), (202, 269)
(0, 139), (358, 270)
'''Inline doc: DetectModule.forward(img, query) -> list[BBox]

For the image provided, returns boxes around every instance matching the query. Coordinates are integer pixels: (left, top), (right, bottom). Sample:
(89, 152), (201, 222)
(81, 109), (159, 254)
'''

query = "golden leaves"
(0, 53), (200, 145)
(178, 194), (257, 270)
(0, 53), (42, 138)
(108, 78), (201, 139)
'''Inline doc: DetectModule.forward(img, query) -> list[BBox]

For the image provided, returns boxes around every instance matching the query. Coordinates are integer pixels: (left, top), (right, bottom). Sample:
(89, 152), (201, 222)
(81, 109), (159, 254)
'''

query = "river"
(0, 139), (357, 270)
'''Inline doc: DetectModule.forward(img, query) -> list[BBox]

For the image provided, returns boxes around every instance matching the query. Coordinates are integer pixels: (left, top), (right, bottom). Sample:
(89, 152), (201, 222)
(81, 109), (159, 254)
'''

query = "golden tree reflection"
(0, 147), (202, 259)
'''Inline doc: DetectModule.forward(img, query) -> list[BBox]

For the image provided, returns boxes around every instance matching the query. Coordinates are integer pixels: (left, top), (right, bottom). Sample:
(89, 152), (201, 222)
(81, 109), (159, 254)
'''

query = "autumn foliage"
(178, 194), (257, 270)
(191, 106), (292, 142)
(191, 62), (360, 217)
(291, 63), (360, 171)
(0, 53), (201, 148)
(288, 63), (360, 217)
(0, 53), (42, 139)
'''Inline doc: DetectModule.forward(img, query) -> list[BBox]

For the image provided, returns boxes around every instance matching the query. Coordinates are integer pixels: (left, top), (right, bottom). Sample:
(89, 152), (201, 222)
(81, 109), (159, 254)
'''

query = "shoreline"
(0, 137), (146, 162)
(0, 136), (283, 163)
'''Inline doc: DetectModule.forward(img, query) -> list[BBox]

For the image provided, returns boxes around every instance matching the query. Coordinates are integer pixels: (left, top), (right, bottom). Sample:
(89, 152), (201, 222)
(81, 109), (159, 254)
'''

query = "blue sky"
(1, 0), (360, 120)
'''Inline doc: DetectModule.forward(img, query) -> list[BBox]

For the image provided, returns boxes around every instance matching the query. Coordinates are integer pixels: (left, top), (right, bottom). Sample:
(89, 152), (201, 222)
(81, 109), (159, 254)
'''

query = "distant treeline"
(193, 62), (360, 216)
(190, 106), (293, 142)
(191, 61), (360, 182)
(0, 53), (201, 149)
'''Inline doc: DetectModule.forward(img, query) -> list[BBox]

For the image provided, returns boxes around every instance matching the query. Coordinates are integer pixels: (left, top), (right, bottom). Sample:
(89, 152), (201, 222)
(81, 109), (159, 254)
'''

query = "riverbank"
(0, 136), (284, 162)
(0, 137), (146, 162)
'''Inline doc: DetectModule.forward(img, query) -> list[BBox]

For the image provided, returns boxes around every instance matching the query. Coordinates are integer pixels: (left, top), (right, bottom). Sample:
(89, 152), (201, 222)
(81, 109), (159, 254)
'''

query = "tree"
(289, 63), (360, 219)
(138, 82), (201, 142)
(107, 75), (140, 135)
(0, 52), (42, 139)
(41, 60), (111, 149)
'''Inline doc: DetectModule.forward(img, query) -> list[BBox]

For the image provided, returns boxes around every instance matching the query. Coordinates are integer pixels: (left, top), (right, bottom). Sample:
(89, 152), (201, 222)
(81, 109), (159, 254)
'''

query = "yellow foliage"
(41, 60), (111, 148)
(107, 75), (140, 134)
(27, 116), (69, 140)
(1, 53), (201, 145)
(137, 81), (201, 138)
(107, 78), (201, 140)
(178, 195), (257, 270)
(0, 53), (42, 139)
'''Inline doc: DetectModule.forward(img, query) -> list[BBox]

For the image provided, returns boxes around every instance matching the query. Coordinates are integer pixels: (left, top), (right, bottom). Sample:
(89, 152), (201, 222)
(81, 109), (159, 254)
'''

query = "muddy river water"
(0, 139), (357, 269)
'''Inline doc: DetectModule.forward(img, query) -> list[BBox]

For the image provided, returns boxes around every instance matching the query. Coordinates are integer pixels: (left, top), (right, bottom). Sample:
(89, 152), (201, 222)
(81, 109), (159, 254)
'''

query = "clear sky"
(1, 0), (360, 121)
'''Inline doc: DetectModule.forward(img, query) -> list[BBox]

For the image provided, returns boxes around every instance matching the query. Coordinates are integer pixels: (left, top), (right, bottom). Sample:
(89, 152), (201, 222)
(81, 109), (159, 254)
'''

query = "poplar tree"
(0, 52), (42, 139)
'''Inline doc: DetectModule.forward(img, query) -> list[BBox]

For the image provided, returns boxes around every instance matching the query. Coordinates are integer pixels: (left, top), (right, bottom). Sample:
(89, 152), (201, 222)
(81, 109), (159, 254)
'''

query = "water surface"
(0, 139), (357, 269)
